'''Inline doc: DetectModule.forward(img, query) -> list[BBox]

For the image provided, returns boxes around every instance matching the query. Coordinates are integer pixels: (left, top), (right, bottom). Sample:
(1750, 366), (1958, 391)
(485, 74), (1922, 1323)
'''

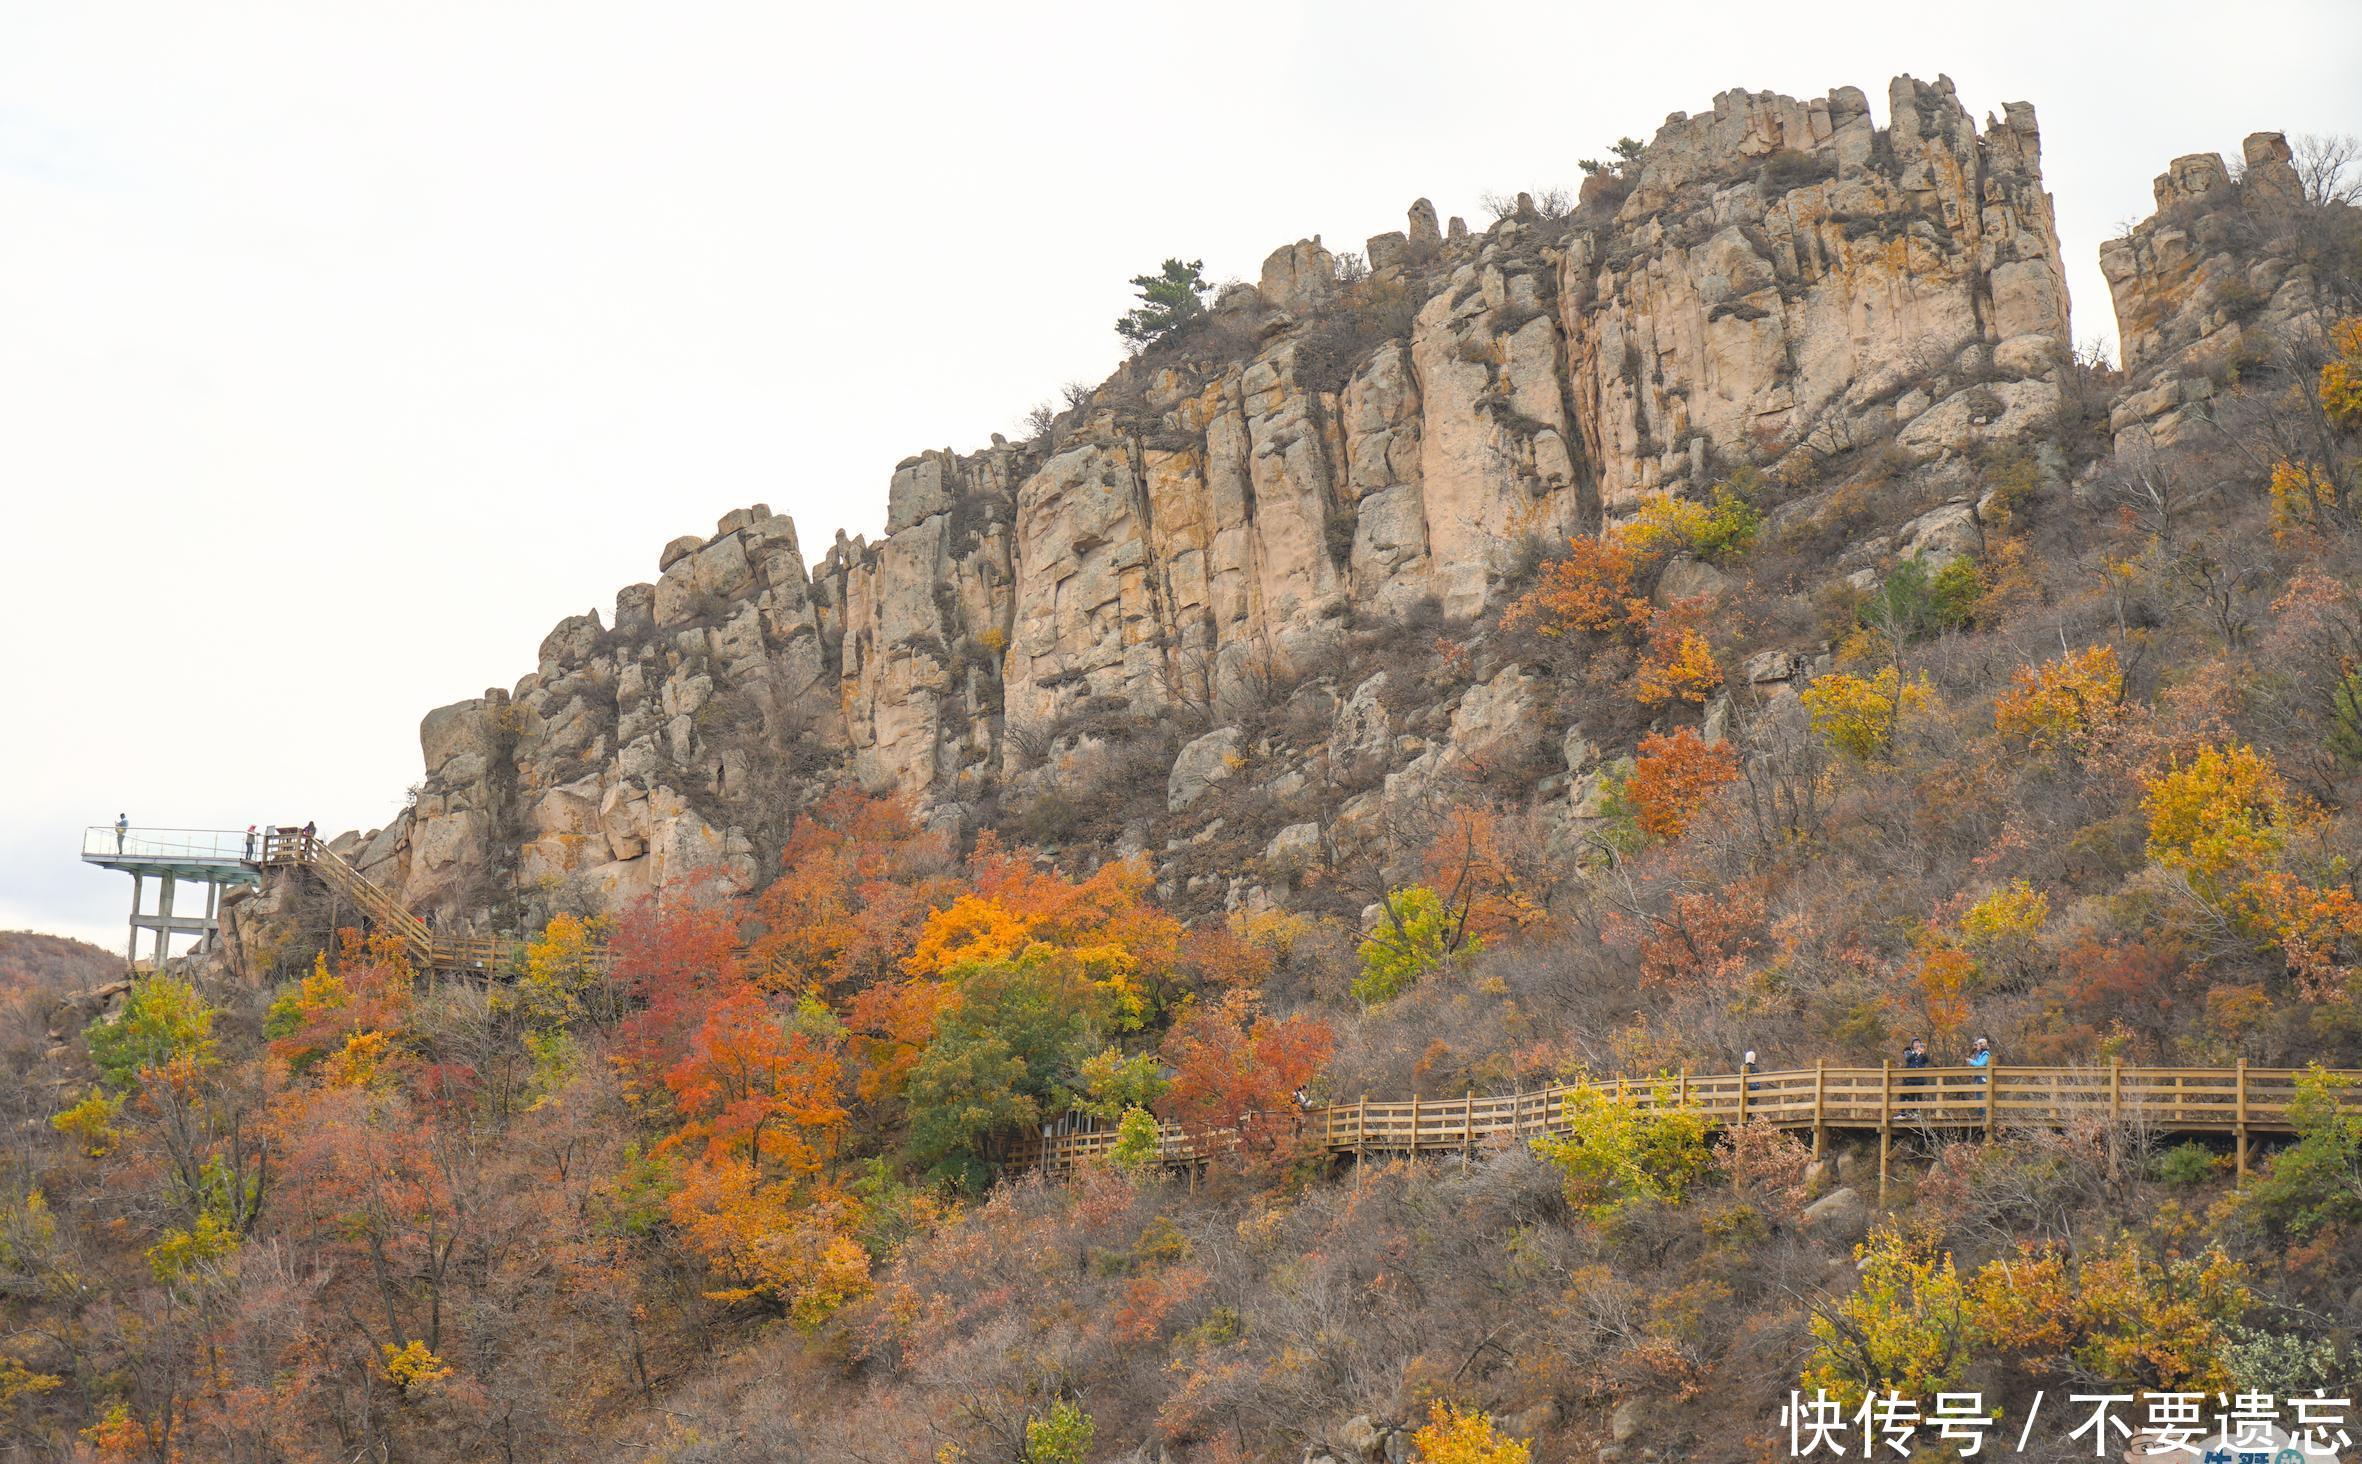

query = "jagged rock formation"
(2101, 131), (2337, 445)
(345, 75), (2080, 924)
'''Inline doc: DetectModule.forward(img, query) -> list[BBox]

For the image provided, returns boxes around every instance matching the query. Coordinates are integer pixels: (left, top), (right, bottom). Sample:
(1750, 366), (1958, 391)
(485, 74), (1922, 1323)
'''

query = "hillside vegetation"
(6, 115), (2362, 1464)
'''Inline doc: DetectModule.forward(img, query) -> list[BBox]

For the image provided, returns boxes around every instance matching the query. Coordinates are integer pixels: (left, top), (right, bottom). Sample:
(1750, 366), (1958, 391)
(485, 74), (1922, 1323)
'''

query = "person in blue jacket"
(1966, 1035), (1993, 1080)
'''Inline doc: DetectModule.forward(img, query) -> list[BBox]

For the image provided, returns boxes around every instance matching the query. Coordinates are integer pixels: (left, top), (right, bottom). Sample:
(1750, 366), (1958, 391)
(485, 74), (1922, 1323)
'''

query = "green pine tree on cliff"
(1115, 257), (1209, 346)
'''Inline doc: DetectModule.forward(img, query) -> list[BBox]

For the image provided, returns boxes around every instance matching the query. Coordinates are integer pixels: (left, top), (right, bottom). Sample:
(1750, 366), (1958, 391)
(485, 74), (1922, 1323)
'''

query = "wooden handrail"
(1010, 1062), (2362, 1179)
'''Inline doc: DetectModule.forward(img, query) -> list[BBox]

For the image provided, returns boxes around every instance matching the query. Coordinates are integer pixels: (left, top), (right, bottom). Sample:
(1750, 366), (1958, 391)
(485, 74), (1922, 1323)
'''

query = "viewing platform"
(81, 826), (262, 967)
(81, 826), (263, 881)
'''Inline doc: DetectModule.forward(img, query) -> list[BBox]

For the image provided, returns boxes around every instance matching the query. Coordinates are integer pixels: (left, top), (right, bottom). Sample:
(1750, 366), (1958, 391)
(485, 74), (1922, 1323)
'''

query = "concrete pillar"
(155, 875), (176, 967)
(127, 873), (143, 965)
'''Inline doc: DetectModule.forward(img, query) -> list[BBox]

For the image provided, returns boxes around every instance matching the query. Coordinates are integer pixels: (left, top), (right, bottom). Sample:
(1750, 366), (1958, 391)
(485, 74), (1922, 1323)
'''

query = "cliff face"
(346, 74), (2075, 923)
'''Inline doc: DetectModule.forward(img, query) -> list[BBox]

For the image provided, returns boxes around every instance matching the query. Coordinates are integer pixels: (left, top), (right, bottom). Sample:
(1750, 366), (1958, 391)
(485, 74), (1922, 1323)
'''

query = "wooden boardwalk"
(1016, 1061), (2362, 1196)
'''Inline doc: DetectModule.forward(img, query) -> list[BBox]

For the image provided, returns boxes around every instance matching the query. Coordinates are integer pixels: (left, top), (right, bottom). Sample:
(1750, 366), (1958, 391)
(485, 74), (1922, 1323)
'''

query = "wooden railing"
(1015, 1060), (2362, 1194)
(255, 828), (598, 979)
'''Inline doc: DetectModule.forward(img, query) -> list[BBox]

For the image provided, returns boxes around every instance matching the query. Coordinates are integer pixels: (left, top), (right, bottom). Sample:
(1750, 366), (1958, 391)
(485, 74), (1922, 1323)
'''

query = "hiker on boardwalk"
(115, 813), (128, 852)
(301, 819), (317, 846)
(1966, 1036), (1992, 1081)
(1898, 1036), (1931, 1118)
(1741, 1049), (1761, 1093)
(244, 824), (258, 859)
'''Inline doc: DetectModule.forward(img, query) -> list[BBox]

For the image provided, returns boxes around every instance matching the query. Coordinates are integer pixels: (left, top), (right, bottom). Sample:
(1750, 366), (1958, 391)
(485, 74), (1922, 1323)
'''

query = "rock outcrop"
(350, 75), (2079, 923)
(2101, 131), (2343, 444)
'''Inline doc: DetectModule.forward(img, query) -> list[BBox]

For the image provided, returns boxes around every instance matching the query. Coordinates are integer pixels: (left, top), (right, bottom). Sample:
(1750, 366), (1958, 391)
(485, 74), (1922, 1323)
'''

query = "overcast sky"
(4, 1), (2359, 951)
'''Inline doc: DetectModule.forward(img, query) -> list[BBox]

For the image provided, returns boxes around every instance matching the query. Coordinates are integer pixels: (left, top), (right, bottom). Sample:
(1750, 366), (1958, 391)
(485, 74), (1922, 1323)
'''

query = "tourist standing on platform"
(1966, 1035), (1992, 1081)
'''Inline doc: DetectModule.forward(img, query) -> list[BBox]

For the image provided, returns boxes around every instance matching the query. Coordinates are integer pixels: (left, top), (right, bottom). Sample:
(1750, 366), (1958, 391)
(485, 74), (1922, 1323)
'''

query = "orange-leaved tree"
(1634, 602), (1723, 707)
(1626, 727), (1740, 840)
(1500, 534), (1645, 638)
(610, 890), (749, 1083)
(658, 986), (849, 1176)
(1992, 643), (2126, 759)
(905, 840), (1182, 1028)
(1159, 989), (1332, 1165)
(745, 791), (958, 996)
(1420, 805), (1555, 943)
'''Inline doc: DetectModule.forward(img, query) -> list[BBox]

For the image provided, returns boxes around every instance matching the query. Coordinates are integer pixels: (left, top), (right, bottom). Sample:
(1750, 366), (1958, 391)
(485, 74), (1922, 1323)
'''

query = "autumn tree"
(658, 986), (849, 1176)
(1803, 1224), (1971, 1407)
(1420, 805), (1555, 943)
(905, 846), (1182, 1029)
(1801, 667), (1933, 760)
(1620, 477), (1762, 565)
(1157, 989), (1333, 1164)
(744, 791), (957, 996)
(1530, 1079), (1716, 1225)
(1352, 886), (1474, 1006)
(86, 974), (219, 1091)
(1964, 1233), (2251, 1390)
(2322, 317), (2362, 429)
(1634, 605), (1723, 707)
(1992, 644), (2126, 758)
(1625, 727), (1740, 840)
(1500, 535), (1643, 637)
(1412, 1400), (1533, 1464)
(2141, 742), (2294, 892)
(609, 890), (748, 1080)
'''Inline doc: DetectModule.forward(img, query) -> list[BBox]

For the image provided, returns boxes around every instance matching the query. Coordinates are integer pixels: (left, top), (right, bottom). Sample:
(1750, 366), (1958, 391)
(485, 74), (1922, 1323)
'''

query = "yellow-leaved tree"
(1803, 1224), (1971, 1407)
(1411, 1401), (1533, 1464)
(2141, 742), (2293, 892)
(1801, 667), (1933, 760)
(1992, 644), (2124, 757)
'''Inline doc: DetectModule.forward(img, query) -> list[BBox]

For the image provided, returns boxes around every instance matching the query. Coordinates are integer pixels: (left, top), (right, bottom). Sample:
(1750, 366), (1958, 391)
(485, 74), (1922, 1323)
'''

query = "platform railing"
(82, 826), (256, 863)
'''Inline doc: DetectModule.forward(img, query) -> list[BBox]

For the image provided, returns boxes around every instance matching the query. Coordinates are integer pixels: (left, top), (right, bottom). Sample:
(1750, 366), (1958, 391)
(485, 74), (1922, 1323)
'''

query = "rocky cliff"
(2102, 129), (2349, 446)
(337, 74), (2080, 925)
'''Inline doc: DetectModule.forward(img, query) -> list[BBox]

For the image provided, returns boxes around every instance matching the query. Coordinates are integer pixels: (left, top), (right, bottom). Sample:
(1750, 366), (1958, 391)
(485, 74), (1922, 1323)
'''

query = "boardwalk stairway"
(254, 828), (596, 977)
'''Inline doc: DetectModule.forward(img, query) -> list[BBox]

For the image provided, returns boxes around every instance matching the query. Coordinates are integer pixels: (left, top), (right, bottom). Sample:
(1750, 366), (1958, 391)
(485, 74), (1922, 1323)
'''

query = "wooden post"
(1355, 1093), (1367, 1188)
(2107, 1057), (2122, 1180)
(1736, 1065), (1749, 1126)
(1985, 1063), (1998, 1140)
(1812, 1058), (1826, 1159)
(2235, 1058), (2250, 1182)
(1463, 1090), (1475, 1167)
(1678, 1069), (1689, 1109)
(1878, 1059), (1893, 1207)
(1409, 1092), (1420, 1158)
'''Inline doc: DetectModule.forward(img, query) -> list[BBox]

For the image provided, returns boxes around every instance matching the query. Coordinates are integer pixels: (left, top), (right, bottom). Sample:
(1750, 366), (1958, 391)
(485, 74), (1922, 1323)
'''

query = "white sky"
(4, 1), (2359, 950)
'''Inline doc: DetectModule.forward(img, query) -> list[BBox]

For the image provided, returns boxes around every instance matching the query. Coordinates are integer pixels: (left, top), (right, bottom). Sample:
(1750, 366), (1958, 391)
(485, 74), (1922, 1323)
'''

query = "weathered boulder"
(1897, 498), (1982, 564)
(1168, 727), (1245, 811)
(1265, 822), (1322, 870)
(1801, 1186), (1870, 1239)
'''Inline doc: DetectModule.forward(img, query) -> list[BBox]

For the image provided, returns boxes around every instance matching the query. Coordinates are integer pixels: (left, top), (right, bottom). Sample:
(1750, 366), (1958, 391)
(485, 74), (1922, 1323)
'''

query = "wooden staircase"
(255, 828), (571, 978)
